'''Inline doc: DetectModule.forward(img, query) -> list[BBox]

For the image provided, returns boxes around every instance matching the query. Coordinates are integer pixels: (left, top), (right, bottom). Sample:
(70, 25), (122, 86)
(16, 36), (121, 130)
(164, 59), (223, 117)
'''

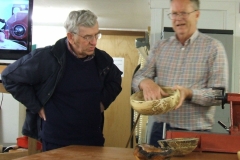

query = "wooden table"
(13, 145), (238, 160)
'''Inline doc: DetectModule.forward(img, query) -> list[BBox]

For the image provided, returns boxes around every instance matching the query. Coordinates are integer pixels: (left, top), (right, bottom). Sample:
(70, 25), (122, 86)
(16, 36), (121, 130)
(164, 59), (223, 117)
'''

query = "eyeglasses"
(72, 32), (102, 42)
(168, 10), (197, 20)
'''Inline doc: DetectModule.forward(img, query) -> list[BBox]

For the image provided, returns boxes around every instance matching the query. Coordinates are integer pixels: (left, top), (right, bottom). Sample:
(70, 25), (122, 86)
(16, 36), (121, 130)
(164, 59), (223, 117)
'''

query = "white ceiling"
(32, 0), (151, 31)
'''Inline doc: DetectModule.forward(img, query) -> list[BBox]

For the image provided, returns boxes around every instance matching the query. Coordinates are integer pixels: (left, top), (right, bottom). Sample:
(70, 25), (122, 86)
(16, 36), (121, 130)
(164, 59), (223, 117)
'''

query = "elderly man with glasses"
(1, 10), (123, 151)
(132, 0), (229, 147)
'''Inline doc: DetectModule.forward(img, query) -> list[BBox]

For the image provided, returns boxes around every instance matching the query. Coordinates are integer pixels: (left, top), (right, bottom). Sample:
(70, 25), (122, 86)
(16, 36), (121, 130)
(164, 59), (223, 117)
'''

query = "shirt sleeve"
(191, 40), (229, 106)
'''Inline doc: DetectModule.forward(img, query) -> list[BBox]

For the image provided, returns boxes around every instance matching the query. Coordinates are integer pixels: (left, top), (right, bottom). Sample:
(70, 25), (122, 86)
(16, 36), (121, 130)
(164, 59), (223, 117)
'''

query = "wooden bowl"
(158, 138), (199, 156)
(130, 87), (180, 115)
(133, 144), (172, 160)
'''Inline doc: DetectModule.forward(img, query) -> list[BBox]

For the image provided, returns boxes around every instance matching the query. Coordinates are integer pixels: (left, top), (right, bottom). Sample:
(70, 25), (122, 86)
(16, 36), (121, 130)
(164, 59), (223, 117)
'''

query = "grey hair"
(170, 0), (200, 10)
(64, 10), (98, 34)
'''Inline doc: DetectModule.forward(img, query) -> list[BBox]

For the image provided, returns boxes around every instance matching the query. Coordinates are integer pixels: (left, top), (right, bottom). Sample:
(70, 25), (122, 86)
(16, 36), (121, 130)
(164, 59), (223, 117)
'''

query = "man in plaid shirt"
(132, 0), (229, 147)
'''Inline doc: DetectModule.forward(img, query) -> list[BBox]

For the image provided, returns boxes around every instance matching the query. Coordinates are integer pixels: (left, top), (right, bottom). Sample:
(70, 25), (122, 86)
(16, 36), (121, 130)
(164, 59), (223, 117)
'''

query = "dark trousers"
(149, 122), (210, 147)
(101, 112), (104, 132)
(41, 113), (105, 152)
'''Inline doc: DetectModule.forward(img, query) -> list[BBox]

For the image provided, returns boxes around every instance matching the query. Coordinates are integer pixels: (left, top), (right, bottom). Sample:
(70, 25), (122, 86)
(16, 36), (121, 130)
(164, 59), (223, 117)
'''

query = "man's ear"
(67, 32), (74, 44)
(195, 10), (200, 20)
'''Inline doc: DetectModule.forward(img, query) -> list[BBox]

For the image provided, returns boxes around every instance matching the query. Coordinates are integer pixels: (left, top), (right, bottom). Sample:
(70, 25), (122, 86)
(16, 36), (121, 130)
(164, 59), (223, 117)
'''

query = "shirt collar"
(170, 30), (199, 45)
(65, 38), (95, 61)
(189, 30), (199, 44)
